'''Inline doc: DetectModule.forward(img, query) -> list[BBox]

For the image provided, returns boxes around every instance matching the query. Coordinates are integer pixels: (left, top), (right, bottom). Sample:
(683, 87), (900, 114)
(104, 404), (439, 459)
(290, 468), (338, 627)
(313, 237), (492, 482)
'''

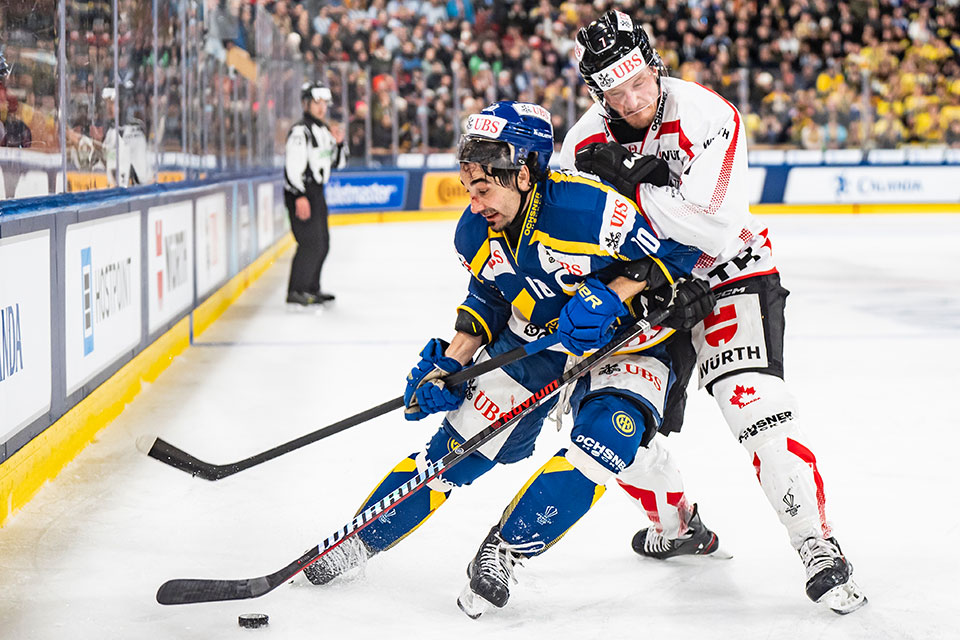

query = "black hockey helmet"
(301, 81), (332, 103)
(575, 10), (666, 106)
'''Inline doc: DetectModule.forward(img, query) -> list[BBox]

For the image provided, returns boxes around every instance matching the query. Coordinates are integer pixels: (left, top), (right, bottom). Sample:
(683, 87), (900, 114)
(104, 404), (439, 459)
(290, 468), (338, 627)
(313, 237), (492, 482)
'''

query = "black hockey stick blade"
(143, 333), (561, 480)
(156, 309), (670, 605)
(157, 547), (319, 604)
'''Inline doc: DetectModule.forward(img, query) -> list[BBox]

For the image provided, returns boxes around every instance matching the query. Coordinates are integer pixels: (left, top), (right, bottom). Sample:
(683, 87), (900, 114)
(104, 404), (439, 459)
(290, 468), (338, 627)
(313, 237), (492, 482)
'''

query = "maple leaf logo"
(729, 385), (760, 408)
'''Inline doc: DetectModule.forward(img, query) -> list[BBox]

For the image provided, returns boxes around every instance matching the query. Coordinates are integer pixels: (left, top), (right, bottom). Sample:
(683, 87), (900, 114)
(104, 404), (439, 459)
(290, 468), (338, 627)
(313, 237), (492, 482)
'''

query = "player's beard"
(479, 208), (512, 231)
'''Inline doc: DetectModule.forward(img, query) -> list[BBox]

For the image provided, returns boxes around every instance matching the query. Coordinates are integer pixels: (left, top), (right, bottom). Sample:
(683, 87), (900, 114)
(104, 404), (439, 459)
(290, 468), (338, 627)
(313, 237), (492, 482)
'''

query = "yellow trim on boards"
(0, 317), (190, 528)
(0, 234), (295, 529)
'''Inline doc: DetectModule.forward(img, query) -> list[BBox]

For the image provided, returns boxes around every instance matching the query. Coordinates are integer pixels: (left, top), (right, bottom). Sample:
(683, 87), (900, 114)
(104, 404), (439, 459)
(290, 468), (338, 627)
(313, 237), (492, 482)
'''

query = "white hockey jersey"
(284, 115), (347, 196)
(559, 77), (776, 288)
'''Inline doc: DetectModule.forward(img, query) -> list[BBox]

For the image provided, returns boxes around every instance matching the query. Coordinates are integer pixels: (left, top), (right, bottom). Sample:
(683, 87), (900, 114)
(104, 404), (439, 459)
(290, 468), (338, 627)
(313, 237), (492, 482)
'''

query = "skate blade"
(705, 543), (734, 560)
(818, 579), (868, 615)
(637, 542), (733, 561)
(285, 303), (325, 314)
(457, 584), (491, 620)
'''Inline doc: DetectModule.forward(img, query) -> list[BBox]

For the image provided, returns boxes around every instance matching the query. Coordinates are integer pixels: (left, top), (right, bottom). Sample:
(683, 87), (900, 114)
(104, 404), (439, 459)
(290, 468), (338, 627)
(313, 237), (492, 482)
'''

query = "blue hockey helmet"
(457, 101), (554, 179)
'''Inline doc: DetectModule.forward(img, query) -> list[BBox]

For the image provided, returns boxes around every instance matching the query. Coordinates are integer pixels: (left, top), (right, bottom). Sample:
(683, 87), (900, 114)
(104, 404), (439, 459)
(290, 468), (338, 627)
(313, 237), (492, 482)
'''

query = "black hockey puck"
(238, 613), (269, 629)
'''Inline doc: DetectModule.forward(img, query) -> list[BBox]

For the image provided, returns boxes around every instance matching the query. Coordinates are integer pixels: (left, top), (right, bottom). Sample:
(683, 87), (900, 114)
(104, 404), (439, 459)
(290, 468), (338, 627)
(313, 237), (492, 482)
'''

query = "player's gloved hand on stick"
(649, 278), (716, 330)
(404, 338), (467, 421)
(558, 277), (627, 356)
(575, 142), (671, 199)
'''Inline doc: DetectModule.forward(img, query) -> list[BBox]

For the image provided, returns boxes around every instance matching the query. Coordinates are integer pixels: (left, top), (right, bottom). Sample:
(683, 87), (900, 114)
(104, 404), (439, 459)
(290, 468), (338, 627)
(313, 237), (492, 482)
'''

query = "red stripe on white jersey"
(574, 132), (609, 154)
(695, 83), (741, 216)
(655, 120), (694, 159)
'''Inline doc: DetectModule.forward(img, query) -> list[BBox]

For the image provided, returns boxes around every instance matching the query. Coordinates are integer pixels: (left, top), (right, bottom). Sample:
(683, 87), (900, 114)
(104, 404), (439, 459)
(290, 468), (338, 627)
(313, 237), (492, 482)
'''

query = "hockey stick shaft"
(155, 309), (668, 605)
(145, 333), (562, 480)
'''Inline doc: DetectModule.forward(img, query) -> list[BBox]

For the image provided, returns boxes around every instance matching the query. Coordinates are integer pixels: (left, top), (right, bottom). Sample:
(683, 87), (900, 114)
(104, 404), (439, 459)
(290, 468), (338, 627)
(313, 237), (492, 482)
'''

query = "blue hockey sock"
(355, 454), (449, 553)
(499, 451), (606, 555)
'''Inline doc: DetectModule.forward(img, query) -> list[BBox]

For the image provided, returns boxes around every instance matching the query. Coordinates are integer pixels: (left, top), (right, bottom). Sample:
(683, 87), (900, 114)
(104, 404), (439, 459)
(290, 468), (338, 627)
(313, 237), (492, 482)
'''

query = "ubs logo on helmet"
(590, 48), (648, 91)
(466, 114), (505, 138)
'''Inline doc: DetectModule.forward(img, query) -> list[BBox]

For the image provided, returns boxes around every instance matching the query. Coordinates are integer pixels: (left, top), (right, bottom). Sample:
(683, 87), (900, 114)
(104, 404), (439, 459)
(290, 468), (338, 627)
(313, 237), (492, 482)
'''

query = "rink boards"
(0, 173), (289, 526)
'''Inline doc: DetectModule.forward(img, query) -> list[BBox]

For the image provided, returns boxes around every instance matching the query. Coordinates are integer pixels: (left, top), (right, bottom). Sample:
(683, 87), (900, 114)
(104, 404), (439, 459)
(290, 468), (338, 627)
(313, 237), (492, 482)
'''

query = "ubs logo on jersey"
(610, 198), (631, 228)
(596, 362), (663, 391)
(472, 391), (501, 421)
(703, 304), (738, 347)
(537, 245), (587, 293)
(0, 302), (25, 383)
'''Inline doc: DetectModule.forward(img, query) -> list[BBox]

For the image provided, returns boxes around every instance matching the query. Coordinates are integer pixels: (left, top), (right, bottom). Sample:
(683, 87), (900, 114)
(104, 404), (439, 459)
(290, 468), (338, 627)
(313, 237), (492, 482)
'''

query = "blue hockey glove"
(558, 277), (627, 356)
(404, 338), (467, 421)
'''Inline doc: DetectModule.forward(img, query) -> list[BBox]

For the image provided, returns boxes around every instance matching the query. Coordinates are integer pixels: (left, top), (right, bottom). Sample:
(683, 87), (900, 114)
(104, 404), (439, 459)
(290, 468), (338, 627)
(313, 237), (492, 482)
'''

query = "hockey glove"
(404, 338), (467, 421)
(575, 142), (670, 202)
(558, 277), (627, 356)
(648, 278), (716, 330)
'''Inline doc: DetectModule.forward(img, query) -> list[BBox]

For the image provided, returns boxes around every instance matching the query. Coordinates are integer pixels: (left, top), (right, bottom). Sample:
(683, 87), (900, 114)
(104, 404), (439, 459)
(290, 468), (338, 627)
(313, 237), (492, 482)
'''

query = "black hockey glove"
(649, 278), (716, 331)
(575, 142), (671, 201)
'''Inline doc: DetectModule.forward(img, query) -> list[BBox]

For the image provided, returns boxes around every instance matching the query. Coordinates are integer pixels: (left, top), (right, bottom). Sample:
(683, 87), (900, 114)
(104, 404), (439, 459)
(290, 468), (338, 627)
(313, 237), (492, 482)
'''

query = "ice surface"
(1, 214), (958, 639)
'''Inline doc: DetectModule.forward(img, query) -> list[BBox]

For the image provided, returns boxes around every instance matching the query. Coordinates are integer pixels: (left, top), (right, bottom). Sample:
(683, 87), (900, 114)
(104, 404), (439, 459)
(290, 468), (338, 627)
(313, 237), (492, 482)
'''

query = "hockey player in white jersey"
(560, 10), (866, 614)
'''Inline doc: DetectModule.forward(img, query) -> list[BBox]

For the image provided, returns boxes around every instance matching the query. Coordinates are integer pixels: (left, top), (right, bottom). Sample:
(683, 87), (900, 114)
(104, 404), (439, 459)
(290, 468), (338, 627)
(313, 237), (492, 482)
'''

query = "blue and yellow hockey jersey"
(454, 171), (700, 353)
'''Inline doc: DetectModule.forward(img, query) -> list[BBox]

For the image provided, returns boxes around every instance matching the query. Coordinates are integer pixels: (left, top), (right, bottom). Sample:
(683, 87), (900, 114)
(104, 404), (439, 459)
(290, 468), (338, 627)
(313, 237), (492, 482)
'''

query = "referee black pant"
(285, 185), (330, 296)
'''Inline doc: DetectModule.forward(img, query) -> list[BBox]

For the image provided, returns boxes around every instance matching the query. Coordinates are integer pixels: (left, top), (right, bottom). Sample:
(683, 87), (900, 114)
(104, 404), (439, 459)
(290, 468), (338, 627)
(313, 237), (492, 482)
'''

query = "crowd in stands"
(3, 0), (960, 179)
(248, 0), (960, 160)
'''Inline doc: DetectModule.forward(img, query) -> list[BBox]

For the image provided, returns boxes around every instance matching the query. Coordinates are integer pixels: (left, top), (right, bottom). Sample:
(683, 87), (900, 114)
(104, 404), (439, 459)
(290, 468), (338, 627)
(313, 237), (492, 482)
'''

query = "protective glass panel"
(63, 0), (115, 192)
(0, 0), (62, 200)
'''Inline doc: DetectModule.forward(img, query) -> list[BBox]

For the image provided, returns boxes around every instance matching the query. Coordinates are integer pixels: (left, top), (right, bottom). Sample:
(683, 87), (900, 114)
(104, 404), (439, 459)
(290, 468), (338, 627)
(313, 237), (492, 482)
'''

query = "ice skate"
(457, 526), (527, 619)
(302, 536), (371, 586)
(798, 536), (867, 614)
(631, 504), (729, 559)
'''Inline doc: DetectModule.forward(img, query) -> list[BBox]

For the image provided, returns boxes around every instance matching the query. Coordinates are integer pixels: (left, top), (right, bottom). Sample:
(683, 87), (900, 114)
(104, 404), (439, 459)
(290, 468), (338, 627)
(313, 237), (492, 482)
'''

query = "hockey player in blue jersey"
(302, 101), (714, 616)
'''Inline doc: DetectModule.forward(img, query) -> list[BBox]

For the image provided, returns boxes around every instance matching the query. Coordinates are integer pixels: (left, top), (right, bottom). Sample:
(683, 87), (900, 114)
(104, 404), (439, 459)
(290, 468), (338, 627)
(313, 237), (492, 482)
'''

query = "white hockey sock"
(615, 435), (692, 538)
(713, 373), (832, 548)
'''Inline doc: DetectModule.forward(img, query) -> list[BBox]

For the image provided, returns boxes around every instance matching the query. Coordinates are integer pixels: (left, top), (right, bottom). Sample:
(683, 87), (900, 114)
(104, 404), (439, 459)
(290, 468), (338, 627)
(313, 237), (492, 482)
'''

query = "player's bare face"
(603, 67), (660, 129)
(460, 164), (522, 231)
